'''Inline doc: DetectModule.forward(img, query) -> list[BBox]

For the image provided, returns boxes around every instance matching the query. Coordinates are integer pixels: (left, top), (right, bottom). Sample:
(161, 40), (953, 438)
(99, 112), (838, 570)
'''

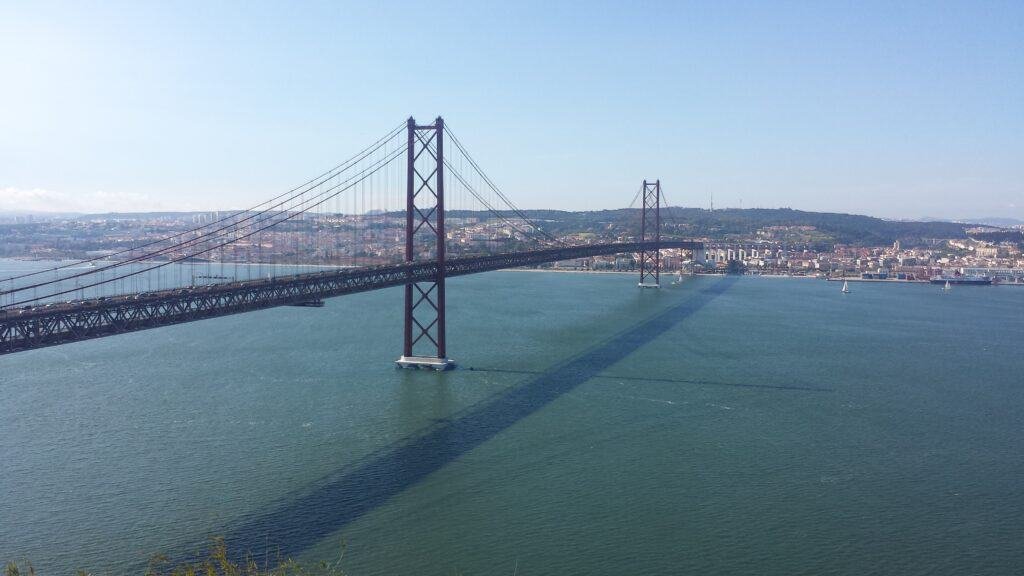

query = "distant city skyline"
(1, 1), (1021, 220)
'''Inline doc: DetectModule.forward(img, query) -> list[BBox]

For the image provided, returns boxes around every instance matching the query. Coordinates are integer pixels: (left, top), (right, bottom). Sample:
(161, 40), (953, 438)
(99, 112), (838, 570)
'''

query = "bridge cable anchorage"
(3, 139), (408, 309)
(638, 179), (662, 288)
(396, 116), (454, 371)
(0, 121), (406, 290)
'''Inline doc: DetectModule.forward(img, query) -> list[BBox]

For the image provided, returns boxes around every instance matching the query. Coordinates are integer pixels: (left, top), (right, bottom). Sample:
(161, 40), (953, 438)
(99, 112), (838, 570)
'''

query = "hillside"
(2, 208), (994, 250)
(449, 207), (974, 247)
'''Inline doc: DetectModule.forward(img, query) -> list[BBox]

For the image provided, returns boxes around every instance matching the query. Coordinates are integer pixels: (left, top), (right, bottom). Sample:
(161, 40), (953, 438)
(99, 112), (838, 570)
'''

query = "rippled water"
(2, 264), (1023, 575)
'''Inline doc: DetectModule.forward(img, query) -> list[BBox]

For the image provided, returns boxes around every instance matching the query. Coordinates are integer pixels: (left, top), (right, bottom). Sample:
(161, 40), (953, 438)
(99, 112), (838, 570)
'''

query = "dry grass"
(5, 538), (346, 576)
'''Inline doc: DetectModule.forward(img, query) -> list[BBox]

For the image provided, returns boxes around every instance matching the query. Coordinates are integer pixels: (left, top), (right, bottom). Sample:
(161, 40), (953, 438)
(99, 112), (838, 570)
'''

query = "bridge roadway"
(0, 240), (702, 356)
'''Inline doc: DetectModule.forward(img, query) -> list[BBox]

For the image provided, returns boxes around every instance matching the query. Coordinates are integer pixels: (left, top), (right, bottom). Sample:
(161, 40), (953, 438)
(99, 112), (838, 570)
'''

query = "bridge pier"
(638, 179), (661, 288)
(395, 355), (455, 370)
(396, 116), (455, 371)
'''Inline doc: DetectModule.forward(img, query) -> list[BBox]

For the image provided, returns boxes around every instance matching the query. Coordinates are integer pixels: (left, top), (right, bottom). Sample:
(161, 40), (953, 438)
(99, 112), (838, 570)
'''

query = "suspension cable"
(443, 160), (557, 248)
(2, 126), (406, 297)
(0, 121), (406, 286)
(659, 188), (684, 233)
(6, 144), (408, 308)
(445, 126), (563, 245)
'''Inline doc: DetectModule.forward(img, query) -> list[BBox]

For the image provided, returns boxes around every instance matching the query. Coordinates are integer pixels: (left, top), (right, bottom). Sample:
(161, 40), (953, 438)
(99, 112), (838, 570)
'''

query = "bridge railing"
(0, 241), (702, 356)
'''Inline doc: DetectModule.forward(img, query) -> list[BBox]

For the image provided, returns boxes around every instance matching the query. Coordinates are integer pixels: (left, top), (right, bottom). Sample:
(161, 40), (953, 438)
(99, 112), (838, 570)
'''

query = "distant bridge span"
(0, 240), (702, 357)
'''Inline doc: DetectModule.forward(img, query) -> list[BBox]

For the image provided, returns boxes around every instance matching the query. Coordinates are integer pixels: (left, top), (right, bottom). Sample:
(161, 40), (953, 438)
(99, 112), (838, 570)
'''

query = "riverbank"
(499, 267), (636, 276)
(827, 276), (1024, 286)
(826, 277), (928, 284)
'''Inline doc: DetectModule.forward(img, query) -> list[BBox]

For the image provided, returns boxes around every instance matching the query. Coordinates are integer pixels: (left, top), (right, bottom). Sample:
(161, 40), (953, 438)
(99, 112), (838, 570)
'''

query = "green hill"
(449, 207), (972, 247)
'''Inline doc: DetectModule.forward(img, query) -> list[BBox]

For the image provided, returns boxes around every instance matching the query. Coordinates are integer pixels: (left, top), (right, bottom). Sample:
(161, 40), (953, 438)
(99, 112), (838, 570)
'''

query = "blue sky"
(0, 0), (1021, 219)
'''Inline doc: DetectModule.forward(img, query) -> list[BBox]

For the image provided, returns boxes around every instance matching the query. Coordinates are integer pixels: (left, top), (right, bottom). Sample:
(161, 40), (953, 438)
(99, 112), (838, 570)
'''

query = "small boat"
(943, 280), (951, 292)
(841, 280), (850, 294)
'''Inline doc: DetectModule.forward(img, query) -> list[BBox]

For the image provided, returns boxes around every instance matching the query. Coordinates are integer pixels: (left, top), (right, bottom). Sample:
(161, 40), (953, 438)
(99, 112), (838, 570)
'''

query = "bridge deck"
(0, 241), (702, 355)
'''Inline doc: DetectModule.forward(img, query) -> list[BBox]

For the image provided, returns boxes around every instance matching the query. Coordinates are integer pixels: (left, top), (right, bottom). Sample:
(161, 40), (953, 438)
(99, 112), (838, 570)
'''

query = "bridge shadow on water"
(222, 276), (741, 559)
(468, 368), (832, 393)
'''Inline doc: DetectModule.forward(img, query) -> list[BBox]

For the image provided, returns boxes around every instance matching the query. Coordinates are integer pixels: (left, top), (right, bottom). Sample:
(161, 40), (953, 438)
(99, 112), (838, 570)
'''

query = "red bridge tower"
(638, 179), (661, 288)
(396, 117), (454, 370)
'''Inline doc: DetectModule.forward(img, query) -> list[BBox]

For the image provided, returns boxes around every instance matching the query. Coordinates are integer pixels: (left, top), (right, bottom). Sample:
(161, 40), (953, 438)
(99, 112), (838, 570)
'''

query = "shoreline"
(499, 269), (1024, 287)
(6, 258), (1021, 286)
(498, 268), (636, 276)
(827, 277), (1024, 287)
(827, 277), (928, 283)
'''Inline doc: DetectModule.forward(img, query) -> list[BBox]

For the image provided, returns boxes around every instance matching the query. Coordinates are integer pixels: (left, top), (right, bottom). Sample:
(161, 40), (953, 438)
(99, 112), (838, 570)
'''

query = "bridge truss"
(638, 179), (662, 288)
(0, 241), (701, 357)
(0, 116), (702, 363)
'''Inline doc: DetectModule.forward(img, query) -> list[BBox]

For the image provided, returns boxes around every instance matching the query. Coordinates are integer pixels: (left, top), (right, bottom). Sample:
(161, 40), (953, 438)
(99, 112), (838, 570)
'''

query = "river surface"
(2, 263), (1023, 575)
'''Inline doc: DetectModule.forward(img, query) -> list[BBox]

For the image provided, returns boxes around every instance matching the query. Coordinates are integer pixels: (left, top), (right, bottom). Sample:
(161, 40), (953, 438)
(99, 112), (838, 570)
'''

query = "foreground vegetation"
(4, 539), (346, 576)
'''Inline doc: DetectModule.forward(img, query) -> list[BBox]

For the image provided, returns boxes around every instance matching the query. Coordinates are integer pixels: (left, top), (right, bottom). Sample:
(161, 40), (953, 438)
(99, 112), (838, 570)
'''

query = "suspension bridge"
(0, 117), (703, 367)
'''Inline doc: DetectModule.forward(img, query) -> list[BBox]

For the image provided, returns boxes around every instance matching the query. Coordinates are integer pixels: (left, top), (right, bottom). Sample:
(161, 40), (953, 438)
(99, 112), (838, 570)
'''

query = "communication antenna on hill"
(710, 191), (714, 212)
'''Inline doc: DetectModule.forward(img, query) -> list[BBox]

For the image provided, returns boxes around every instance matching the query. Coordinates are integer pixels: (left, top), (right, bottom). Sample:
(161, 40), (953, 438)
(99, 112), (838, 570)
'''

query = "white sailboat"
(943, 280), (952, 292)
(841, 280), (850, 294)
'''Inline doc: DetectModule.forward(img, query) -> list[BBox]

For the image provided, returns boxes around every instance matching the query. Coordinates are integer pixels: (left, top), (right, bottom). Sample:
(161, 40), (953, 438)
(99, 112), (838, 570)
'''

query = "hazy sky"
(0, 1), (1021, 219)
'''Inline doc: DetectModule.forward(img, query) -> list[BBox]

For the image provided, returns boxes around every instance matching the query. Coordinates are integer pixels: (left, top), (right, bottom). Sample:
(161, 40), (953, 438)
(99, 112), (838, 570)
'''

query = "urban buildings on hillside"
(2, 216), (1022, 283)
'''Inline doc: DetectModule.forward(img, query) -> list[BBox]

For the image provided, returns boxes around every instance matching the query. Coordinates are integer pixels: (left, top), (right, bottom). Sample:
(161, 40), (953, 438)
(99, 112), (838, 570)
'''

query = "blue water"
(2, 267), (1023, 574)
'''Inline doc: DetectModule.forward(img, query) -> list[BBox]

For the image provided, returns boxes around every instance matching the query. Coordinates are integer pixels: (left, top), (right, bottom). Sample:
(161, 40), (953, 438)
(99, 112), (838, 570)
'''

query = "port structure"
(638, 179), (661, 288)
(396, 117), (455, 370)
